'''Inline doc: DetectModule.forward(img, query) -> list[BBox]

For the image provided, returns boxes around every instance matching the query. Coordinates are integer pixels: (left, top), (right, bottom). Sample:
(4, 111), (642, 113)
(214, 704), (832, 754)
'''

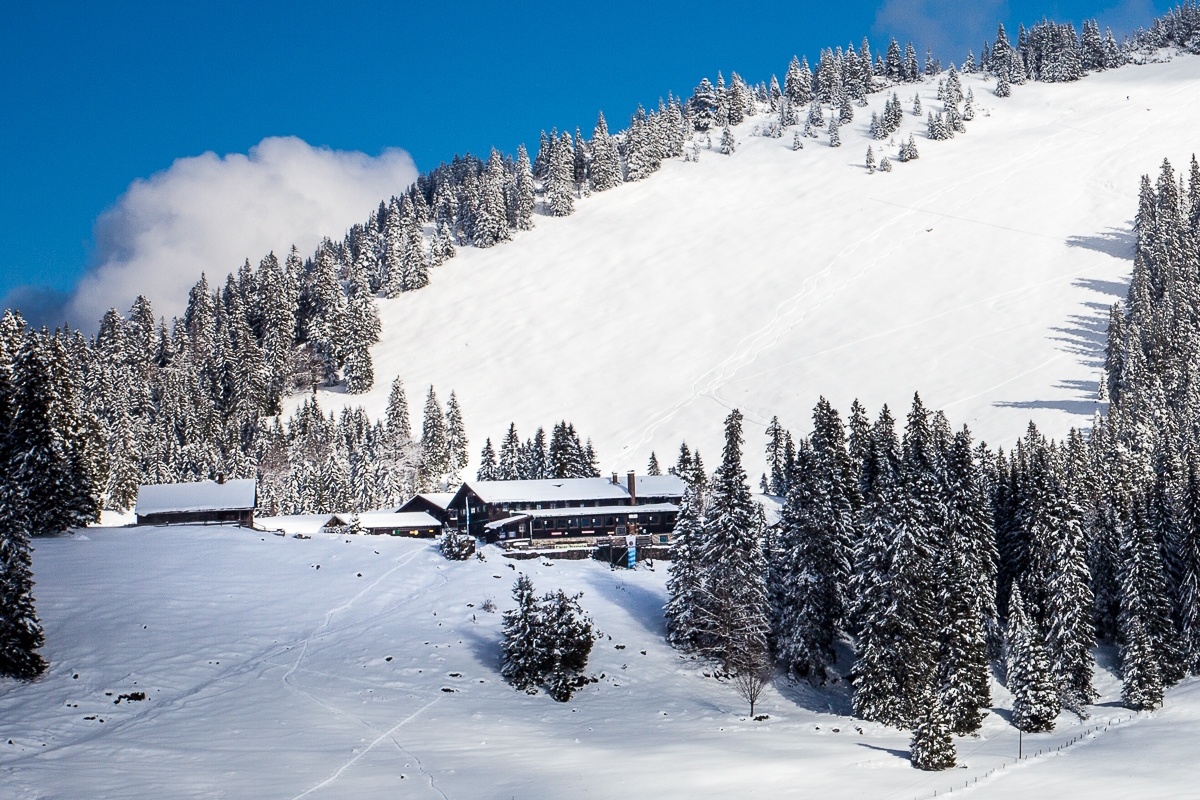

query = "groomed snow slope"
(314, 55), (1200, 474)
(2, 526), (1196, 799)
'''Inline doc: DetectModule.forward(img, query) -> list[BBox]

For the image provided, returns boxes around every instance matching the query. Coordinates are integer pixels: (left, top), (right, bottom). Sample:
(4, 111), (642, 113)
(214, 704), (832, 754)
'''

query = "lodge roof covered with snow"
(461, 478), (632, 504)
(458, 475), (685, 505)
(136, 479), (257, 516)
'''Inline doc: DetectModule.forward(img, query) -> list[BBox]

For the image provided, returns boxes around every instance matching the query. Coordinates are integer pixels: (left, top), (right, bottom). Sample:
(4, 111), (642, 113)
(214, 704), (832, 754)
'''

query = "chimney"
(612, 471), (619, 485)
(217, 473), (226, 485)
(627, 471), (636, 505)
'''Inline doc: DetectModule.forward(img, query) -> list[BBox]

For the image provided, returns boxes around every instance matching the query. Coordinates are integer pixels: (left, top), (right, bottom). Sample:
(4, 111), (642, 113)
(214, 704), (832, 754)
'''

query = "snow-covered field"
(304, 55), (1200, 476)
(2, 525), (1195, 799)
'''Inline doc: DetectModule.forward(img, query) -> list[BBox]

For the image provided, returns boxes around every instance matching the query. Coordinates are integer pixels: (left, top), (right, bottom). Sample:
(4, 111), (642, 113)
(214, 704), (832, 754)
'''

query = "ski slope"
(310, 54), (1200, 475)
(1, 526), (1195, 799)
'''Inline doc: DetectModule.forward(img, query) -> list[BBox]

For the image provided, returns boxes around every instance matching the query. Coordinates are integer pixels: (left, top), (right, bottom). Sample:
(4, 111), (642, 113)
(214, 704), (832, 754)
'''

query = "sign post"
(626, 534), (637, 569)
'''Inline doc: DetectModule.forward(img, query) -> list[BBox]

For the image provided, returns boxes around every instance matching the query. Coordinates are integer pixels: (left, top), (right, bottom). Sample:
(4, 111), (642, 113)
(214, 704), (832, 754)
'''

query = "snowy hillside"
(313, 55), (1200, 473)
(1, 526), (1194, 800)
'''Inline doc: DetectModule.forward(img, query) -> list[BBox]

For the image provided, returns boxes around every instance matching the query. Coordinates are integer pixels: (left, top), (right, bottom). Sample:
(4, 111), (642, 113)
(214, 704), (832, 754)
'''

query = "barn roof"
(136, 479), (257, 516)
(257, 514), (340, 534)
(352, 511), (441, 530)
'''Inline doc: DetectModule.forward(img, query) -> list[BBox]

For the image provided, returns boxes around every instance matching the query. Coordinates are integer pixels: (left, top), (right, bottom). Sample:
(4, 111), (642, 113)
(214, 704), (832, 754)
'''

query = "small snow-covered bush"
(440, 530), (476, 560)
(500, 577), (596, 701)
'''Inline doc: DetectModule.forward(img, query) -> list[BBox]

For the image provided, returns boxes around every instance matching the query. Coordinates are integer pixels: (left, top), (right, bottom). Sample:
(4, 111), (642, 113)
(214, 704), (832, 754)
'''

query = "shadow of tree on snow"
(991, 232), (1131, 421)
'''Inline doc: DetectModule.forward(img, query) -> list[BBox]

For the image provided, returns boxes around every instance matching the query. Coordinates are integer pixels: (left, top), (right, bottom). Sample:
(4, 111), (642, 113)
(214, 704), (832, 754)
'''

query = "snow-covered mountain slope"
(311, 55), (1200, 474)
(2, 526), (1195, 799)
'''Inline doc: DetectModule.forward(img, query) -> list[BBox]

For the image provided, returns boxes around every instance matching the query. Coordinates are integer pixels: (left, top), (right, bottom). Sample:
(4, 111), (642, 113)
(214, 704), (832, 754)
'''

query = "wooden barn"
(135, 478), (257, 526)
(396, 492), (455, 526)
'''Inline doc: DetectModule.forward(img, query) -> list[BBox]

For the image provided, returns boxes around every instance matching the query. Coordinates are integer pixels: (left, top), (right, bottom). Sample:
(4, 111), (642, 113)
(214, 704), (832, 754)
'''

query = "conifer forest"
(6, 4), (1200, 798)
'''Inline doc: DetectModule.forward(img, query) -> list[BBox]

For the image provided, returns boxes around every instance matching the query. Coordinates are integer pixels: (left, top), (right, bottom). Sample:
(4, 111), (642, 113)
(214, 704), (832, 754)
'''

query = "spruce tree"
(418, 386), (448, 490)
(1178, 458), (1200, 674)
(720, 125), (736, 155)
(1119, 498), (1182, 692)
(444, 392), (468, 480)
(647, 452), (662, 475)
(501, 575), (545, 691)
(541, 589), (594, 702)
(0, 334), (46, 679)
(477, 438), (498, 481)
(695, 410), (769, 671)
(1120, 615), (1163, 710)
(385, 376), (411, 443)
(1007, 586), (1060, 732)
(937, 429), (996, 733)
(666, 485), (706, 651)
(909, 690), (957, 770)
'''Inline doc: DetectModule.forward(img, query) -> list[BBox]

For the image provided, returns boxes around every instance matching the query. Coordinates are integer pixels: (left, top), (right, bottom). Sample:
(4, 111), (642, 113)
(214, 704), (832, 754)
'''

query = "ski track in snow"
(279, 545), (453, 798)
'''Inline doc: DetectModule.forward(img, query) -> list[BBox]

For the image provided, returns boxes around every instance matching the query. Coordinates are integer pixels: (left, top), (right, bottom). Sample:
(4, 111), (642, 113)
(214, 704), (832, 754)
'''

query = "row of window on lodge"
(530, 513), (667, 532)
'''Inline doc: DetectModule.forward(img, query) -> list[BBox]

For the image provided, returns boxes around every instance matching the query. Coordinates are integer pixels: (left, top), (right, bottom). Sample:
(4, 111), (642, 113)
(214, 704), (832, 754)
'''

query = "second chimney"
(627, 471), (636, 505)
(612, 472), (620, 486)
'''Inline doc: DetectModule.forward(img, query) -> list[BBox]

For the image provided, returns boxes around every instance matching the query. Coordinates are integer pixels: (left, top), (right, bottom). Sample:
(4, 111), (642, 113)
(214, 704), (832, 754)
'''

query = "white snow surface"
(303, 56), (1200, 476)
(2, 526), (1195, 799)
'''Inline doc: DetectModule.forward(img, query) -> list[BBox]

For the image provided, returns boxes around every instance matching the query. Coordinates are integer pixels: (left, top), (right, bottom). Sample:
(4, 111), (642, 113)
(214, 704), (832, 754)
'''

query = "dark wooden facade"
(136, 508), (254, 526)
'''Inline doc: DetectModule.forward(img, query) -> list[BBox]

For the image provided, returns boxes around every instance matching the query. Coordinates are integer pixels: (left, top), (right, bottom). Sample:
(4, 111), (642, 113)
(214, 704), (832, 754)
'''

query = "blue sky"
(0, 0), (1166, 328)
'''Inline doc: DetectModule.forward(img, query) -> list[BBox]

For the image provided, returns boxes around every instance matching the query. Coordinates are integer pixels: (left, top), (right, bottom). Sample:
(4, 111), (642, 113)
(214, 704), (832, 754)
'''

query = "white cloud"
(872, 0), (1009, 64)
(64, 136), (418, 329)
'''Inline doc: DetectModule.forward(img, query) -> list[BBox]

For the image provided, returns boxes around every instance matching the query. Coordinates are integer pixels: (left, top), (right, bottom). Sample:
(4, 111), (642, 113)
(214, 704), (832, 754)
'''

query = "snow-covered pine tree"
(1179, 457), (1200, 674)
(776, 399), (857, 681)
(477, 438), (498, 481)
(498, 423), (522, 480)
(10, 332), (91, 535)
(720, 125), (736, 155)
(913, 93), (922, 116)
(1041, 470), (1097, 711)
(418, 386), (448, 490)
(807, 99), (823, 130)
(540, 588), (595, 701)
(385, 376), (411, 443)
(850, 482), (907, 725)
(937, 429), (996, 734)
(647, 452), (662, 475)
(512, 144), (536, 230)
(866, 146), (876, 173)
(544, 133), (574, 217)
(879, 156), (892, 172)
(1007, 586), (1060, 732)
(909, 690), (957, 770)
(500, 574), (545, 691)
(440, 528), (475, 560)
(473, 149), (511, 248)
(792, 130), (803, 151)
(1121, 614), (1163, 710)
(444, 392), (468, 481)
(828, 117), (841, 147)
(0, 333), (46, 679)
(695, 410), (769, 671)
(1119, 497), (1182, 697)
(995, 71), (1011, 97)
